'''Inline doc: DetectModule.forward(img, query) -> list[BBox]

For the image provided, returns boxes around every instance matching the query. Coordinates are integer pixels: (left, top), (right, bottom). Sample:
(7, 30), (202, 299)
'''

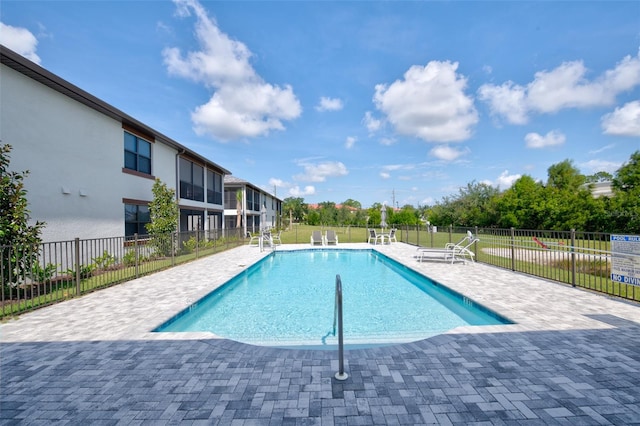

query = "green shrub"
(28, 262), (58, 283)
(93, 250), (116, 270)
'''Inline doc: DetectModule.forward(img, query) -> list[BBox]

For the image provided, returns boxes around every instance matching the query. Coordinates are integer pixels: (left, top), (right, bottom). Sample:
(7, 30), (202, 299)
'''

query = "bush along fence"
(0, 228), (244, 318)
(396, 225), (640, 303)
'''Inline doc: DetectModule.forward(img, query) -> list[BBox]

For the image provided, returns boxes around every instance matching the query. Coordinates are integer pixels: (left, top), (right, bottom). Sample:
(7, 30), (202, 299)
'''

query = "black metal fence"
(2, 225), (638, 318)
(396, 225), (638, 303)
(0, 228), (244, 318)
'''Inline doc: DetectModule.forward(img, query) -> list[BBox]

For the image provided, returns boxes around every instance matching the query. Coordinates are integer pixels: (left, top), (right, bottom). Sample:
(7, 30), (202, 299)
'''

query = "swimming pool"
(155, 249), (512, 348)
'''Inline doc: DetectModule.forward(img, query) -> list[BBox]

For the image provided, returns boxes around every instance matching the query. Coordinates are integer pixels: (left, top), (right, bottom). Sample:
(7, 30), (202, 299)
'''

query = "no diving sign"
(611, 235), (640, 286)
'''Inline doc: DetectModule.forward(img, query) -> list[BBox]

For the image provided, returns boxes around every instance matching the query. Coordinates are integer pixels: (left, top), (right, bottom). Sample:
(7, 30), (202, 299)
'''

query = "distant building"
(586, 181), (614, 198)
(224, 176), (282, 235)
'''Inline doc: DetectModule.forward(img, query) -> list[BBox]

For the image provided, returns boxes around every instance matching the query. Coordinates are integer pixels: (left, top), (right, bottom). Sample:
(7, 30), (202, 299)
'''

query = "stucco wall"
(1, 65), (177, 242)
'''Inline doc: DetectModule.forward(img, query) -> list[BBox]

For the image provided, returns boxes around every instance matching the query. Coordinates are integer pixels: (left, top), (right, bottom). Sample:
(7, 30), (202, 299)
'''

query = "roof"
(0, 44), (231, 175)
(224, 175), (282, 202)
(224, 175), (250, 185)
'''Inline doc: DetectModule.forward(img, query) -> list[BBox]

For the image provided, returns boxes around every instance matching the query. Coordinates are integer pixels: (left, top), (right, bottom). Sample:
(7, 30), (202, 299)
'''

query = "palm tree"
(236, 189), (243, 231)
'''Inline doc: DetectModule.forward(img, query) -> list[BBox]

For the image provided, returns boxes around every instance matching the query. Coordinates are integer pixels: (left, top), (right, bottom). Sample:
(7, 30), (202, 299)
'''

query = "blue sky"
(2, 0), (639, 208)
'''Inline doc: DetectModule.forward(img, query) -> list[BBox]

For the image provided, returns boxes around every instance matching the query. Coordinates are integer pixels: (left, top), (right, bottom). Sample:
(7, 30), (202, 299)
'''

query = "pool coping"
(2, 242), (640, 354)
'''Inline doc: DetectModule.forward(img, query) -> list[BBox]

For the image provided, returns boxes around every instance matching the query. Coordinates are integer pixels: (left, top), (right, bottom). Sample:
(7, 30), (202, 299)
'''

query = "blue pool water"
(155, 250), (511, 348)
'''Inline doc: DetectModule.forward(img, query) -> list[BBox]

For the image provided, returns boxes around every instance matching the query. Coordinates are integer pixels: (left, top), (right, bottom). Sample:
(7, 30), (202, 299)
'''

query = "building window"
(207, 170), (223, 205)
(253, 191), (260, 212)
(246, 188), (254, 211)
(124, 132), (151, 175)
(179, 158), (204, 202)
(224, 189), (237, 209)
(180, 209), (204, 232)
(124, 204), (150, 237)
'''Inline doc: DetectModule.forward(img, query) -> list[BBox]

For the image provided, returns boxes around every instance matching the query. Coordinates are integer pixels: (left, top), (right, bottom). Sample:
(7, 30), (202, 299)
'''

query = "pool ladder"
(333, 274), (348, 380)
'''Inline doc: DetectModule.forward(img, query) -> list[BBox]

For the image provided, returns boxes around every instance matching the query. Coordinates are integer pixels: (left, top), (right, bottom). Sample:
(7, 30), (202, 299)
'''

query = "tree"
(585, 171), (613, 183)
(318, 201), (338, 225)
(145, 179), (179, 256)
(235, 190), (243, 229)
(495, 175), (546, 229)
(391, 207), (418, 225)
(610, 151), (640, 232)
(613, 150), (640, 192)
(0, 144), (45, 288)
(341, 199), (362, 209)
(547, 159), (585, 191)
(282, 197), (308, 223)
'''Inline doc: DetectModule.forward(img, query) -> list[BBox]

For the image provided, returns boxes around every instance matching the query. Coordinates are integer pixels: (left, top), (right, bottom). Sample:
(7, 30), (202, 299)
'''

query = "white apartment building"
(1, 45), (233, 243)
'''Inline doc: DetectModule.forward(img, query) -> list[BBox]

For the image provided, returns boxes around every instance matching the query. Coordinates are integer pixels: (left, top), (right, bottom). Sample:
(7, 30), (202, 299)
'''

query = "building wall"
(1, 64), (177, 242)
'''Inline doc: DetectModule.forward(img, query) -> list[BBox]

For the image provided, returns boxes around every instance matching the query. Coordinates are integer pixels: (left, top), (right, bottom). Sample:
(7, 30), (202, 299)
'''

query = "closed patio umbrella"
(260, 203), (267, 233)
(380, 204), (387, 229)
(260, 203), (267, 251)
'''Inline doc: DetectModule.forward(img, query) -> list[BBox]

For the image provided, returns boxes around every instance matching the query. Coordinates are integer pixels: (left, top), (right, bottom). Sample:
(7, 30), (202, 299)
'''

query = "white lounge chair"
(271, 230), (282, 245)
(368, 229), (384, 245)
(310, 230), (324, 246)
(248, 232), (260, 247)
(325, 230), (338, 245)
(417, 231), (478, 264)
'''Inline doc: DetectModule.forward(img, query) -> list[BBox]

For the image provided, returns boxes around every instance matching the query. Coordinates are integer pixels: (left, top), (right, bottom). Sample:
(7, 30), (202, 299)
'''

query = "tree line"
(283, 151), (640, 233)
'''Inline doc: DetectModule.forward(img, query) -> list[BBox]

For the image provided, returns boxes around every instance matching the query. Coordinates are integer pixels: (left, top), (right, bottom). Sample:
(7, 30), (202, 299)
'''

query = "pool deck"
(1, 242), (639, 424)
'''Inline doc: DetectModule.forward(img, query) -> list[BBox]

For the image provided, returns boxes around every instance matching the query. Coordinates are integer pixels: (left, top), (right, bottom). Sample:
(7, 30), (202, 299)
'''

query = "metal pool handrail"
(334, 274), (348, 380)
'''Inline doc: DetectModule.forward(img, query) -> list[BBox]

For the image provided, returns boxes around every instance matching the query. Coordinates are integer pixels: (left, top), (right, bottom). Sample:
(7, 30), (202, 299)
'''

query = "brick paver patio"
(1, 242), (639, 425)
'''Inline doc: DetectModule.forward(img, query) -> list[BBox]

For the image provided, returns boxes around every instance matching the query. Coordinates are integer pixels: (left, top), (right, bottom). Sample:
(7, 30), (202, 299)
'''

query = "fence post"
(196, 229), (200, 258)
(474, 226), (479, 258)
(448, 225), (453, 244)
(74, 237), (81, 297)
(134, 233), (139, 278)
(171, 232), (176, 266)
(570, 228), (576, 287)
(510, 227), (516, 271)
(429, 224), (433, 248)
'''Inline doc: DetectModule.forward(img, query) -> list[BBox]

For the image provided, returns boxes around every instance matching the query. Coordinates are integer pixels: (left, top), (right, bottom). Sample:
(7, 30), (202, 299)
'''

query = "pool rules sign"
(611, 235), (640, 286)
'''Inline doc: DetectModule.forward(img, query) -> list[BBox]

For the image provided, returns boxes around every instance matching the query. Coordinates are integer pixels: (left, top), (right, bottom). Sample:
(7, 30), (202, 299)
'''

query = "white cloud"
(316, 97), (343, 112)
(163, 0), (301, 141)
(589, 144), (616, 155)
(429, 145), (469, 161)
(421, 196), (435, 206)
(495, 170), (521, 188)
(380, 172), (390, 179)
(601, 100), (640, 136)
(363, 111), (382, 134)
(373, 61), (478, 142)
(479, 51), (640, 124)
(345, 136), (357, 149)
(382, 163), (415, 172)
(579, 159), (622, 174)
(477, 82), (528, 124)
(269, 178), (286, 187)
(379, 137), (396, 146)
(294, 161), (348, 182)
(0, 22), (40, 64)
(288, 185), (316, 197)
(525, 130), (566, 149)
